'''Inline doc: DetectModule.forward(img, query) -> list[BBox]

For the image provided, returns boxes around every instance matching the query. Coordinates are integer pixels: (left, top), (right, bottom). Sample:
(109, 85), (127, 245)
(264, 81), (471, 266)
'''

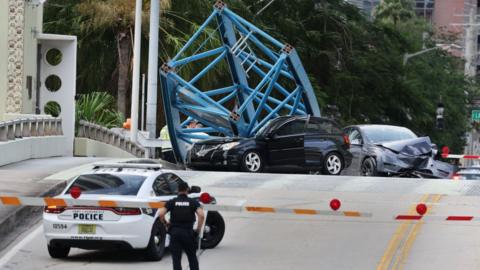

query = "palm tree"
(374, 0), (415, 26)
(76, 0), (171, 115)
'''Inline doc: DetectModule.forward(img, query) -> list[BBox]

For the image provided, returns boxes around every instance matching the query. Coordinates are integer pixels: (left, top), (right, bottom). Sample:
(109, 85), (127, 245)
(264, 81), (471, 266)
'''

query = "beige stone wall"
(0, 1), (8, 120)
(6, 0), (25, 114)
(74, 138), (136, 158)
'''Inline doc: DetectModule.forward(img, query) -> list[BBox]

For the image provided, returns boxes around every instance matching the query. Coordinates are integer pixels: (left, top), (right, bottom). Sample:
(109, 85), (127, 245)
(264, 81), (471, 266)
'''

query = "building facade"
(0, 0), (77, 155)
(0, 0), (43, 119)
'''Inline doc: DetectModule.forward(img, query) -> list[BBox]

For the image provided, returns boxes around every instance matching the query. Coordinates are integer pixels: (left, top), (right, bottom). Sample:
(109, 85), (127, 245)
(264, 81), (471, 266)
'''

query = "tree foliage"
(375, 0), (415, 26)
(43, 0), (476, 152)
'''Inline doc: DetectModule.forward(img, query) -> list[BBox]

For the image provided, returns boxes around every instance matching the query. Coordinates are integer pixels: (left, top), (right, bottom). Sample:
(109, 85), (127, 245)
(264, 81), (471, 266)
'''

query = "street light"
(403, 43), (462, 65)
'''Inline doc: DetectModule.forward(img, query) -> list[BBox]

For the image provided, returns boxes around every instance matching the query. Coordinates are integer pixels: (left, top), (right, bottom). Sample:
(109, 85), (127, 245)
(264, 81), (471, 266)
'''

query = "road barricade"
(3, 195), (480, 223)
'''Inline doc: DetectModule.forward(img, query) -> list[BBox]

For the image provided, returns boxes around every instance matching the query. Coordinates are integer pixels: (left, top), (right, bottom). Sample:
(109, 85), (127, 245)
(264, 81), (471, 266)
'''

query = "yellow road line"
(376, 194), (430, 270)
(392, 194), (443, 270)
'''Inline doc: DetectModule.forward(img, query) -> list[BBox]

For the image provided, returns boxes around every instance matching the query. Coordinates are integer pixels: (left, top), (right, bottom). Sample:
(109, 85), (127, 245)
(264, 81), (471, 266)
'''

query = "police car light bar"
(92, 163), (163, 171)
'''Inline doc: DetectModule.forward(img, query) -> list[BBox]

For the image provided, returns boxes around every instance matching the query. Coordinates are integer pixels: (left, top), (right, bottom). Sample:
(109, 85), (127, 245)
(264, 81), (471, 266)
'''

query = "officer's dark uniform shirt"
(166, 194), (201, 229)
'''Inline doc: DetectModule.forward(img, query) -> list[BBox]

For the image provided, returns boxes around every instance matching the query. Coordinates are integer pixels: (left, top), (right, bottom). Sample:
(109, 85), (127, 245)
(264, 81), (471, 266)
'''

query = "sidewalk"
(0, 157), (104, 251)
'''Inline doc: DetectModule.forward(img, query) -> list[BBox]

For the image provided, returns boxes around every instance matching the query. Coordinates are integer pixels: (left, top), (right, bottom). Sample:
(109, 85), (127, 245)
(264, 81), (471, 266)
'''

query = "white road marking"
(0, 225), (42, 268)
(236, 200), (246, 206)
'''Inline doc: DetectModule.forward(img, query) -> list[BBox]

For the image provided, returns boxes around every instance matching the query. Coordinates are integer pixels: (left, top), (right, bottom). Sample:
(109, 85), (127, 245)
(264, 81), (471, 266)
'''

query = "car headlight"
(221, 142), (240, 151)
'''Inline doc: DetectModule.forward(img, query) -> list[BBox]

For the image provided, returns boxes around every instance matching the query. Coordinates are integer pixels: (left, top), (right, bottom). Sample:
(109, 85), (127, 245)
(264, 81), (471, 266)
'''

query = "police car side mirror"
(190, 185), (201, 193)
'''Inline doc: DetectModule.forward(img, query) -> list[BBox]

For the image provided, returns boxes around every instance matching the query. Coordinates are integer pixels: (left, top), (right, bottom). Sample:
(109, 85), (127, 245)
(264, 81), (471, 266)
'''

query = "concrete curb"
(0, 180), (67, 251)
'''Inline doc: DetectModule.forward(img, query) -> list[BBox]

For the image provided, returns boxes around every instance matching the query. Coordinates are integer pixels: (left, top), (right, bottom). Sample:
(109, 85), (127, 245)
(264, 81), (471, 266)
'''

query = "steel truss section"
(160, 0), (321, 163)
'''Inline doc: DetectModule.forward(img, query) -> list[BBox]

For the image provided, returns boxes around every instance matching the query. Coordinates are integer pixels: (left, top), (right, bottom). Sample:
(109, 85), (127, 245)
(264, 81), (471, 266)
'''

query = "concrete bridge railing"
(77, 120), (145, 158)
(0, 117), (63, 142)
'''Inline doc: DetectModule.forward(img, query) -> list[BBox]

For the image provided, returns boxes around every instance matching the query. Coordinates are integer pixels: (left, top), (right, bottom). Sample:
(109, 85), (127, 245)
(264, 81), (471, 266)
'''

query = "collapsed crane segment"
(160, 0), (320, 163)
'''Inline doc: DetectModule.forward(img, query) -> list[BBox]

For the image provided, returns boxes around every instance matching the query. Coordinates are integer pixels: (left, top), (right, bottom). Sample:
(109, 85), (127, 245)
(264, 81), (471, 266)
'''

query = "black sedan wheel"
(361, 157), (378, 176)
(241, 150), (264, 172)
(322, 152), (343, 175)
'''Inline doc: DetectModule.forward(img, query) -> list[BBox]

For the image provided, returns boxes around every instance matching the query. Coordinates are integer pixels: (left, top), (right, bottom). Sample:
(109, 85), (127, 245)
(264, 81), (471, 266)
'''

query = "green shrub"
(76, 91), (124, 128)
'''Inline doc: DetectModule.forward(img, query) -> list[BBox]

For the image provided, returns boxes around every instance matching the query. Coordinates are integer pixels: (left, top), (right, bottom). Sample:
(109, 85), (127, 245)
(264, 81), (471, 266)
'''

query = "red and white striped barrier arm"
(442, 154), (480, 159)
(4, 195), (480, 222)
(0, 195), (372, 218)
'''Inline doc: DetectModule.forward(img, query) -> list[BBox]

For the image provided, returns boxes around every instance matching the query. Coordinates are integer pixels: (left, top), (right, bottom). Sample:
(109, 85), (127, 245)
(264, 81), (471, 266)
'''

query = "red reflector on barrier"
(416, 203), (427, 215)
(330, 199), (341, 211)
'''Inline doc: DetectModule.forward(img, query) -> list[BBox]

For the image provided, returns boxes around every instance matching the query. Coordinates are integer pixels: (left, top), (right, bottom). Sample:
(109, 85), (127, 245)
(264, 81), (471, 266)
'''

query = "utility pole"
(146, 0), (160, 138)
(146, 0), (160, 156)
(461, 8), (479, 166)
(130, 0), (142, 143)
(464, 8), (478, 78)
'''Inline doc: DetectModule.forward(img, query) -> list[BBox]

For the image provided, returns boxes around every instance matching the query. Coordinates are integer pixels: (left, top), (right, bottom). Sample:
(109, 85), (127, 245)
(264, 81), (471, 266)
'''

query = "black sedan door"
(304, 118), (343, 167)
(267, 118), (306, 166)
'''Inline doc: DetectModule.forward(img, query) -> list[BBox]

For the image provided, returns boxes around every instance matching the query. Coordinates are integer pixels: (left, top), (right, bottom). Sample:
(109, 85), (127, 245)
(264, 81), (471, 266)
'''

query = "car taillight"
(343, 135), (350, 147)
(44, 205), (66, 214)
(113, 207), (141, 215)
(200, 192), (213, 204)
(452, 173), (460, 181)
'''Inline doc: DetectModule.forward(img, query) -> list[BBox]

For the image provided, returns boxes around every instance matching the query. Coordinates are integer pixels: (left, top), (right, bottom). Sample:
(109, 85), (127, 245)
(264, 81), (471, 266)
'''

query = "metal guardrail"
(77, 120), (145, 158)
(0, 117), (63, 142)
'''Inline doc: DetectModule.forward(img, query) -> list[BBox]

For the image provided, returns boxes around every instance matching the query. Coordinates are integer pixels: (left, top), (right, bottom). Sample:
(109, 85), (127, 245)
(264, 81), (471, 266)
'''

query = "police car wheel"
(144, 220), (166, 261)
(47, 244), (70, 258)
(241, 150), (264, 173)
(201, 211), (225, 249)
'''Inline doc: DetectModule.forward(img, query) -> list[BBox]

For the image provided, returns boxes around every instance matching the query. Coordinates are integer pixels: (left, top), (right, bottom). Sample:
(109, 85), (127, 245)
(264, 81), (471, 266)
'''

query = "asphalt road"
(2, 172), (480, 270)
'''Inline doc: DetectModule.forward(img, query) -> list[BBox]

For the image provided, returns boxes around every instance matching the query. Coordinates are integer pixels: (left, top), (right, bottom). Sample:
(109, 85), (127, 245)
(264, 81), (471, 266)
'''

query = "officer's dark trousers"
(169, 227), (199, 270)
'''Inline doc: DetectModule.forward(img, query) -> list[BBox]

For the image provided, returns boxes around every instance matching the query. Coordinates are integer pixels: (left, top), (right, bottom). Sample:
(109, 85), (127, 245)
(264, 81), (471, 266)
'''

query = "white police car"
(43, 161), (225, 261)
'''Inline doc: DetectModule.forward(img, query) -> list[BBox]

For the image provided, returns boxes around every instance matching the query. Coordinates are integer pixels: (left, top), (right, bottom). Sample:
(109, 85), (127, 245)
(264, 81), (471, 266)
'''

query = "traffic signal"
(436, 102), (444, 130)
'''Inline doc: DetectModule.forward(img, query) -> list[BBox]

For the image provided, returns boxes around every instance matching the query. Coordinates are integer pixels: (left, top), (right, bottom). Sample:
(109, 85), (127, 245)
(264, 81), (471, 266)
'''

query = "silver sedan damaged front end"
(374, 137), (455, 178)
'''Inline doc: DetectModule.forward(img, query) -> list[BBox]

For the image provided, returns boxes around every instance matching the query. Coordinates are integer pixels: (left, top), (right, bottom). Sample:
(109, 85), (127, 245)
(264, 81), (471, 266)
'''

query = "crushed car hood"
(374, 136), (456, 178)
(378, 137), (432, 156)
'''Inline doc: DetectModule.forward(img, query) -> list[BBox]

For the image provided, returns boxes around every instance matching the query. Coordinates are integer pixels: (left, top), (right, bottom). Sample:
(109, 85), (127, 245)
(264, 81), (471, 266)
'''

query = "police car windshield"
(67, 174), (147, 195)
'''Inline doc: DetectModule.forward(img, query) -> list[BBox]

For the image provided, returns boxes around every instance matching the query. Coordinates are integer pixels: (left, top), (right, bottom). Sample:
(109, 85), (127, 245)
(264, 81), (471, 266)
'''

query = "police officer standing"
(159, 182), (205, 270)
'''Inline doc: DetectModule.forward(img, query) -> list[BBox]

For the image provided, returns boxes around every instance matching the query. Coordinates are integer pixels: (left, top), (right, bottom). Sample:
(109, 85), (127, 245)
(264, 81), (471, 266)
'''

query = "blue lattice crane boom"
(160, 1), (321, 164)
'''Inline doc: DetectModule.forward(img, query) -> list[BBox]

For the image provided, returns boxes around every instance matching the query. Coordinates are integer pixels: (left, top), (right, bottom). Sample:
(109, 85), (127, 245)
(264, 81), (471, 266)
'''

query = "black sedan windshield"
(362, 126), (417, 143)
(66, 174), (147, 195)
(255, 119), (273, 137)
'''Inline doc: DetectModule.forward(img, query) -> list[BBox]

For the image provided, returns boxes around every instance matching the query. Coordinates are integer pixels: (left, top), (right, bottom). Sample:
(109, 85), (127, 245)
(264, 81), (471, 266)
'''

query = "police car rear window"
(67, 174), (147, 195)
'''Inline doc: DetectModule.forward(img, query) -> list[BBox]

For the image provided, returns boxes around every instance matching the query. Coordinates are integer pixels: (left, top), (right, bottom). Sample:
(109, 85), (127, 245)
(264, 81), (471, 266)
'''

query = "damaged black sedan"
(187, 116), (352, 174)
(343, 125), (455, 178)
